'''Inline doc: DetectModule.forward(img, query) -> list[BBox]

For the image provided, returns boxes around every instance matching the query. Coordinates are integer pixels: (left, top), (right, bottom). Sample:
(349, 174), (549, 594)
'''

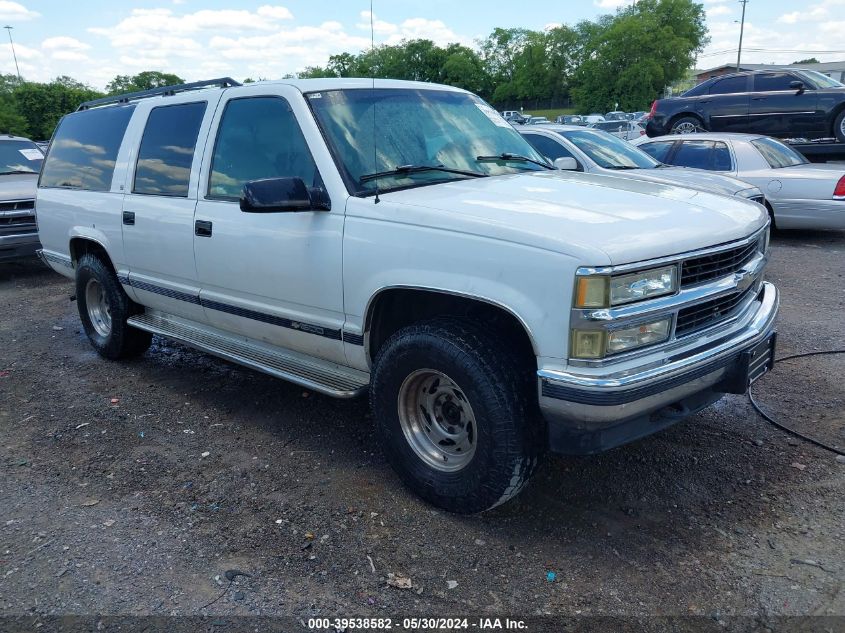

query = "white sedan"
(589, 119), (646, 141)
(632, 133), (845, 230)
(519, 124), (766, 202)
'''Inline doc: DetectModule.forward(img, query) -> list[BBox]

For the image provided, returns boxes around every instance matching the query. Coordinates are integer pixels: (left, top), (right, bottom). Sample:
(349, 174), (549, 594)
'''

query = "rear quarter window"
(39, 105), (135, 191)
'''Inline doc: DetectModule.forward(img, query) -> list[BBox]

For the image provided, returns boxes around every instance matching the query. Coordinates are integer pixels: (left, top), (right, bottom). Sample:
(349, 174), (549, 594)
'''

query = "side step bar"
(128, 312), (369, 398)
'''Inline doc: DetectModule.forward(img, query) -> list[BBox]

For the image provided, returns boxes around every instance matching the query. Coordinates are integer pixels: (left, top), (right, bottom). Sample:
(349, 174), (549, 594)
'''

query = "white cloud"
(356, 11), (469, 47)
(356, 10), (398, 35)
(0, 1), (39, 21)
(707, 5), (732, 17)
(256, 5), (293, 20)
(593, 0), (634, 8)
(42, 36), (90, 51)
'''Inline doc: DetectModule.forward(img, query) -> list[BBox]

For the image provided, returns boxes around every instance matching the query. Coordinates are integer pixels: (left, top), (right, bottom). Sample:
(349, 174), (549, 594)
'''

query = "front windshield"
(0, 140), (43, 174)
(798, 70), (844, 89)
(750, 137), (808, 168)
(559, 129), (659, 169)
(307, 88), (549, 195)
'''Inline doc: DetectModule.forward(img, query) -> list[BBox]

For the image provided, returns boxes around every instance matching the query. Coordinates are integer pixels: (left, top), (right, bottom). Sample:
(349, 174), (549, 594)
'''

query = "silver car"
(633, 133), (845, 230)
(0, 136), (43, 262)
(519, 124), (766, 203)
(590, 119), (646, 141)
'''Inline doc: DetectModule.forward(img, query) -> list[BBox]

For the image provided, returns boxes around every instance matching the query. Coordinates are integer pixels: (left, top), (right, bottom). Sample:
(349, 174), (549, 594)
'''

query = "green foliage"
(106, 71), (185, 95)
(12, 77), (103, 140)
(792, 58), (819, 65)
(570, 0), (709, 112)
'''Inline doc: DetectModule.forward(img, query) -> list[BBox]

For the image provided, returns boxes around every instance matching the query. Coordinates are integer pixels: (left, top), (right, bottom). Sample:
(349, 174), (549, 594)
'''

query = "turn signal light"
(834, 175), (845, 200)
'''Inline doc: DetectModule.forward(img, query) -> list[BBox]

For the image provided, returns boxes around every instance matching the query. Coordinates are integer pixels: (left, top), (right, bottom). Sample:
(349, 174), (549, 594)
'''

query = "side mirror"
(789, 80), (805, 93)
(240, 177), (330, 213)
(554, 157), (578, 171)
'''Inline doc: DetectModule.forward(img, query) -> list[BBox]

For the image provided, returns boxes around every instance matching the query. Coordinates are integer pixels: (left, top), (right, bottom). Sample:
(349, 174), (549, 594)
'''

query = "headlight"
(571, 317), (672, 359)
(574, 265), (678, 308)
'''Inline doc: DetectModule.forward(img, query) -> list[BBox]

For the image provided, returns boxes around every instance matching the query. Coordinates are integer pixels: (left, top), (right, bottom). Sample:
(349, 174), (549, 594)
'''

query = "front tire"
(76, 254), (152, 360)
(833, 109), (845, 143)
(670, 115), (704, 134)
(370, 318), (544, 513)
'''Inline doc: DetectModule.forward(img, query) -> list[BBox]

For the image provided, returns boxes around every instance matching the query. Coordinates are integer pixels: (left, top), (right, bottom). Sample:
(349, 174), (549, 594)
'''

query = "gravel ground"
(1, 231), (843, 627)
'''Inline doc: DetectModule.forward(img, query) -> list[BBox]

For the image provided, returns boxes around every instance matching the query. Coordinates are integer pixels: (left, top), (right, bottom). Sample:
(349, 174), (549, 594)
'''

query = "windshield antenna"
(370, 0), (380, 203)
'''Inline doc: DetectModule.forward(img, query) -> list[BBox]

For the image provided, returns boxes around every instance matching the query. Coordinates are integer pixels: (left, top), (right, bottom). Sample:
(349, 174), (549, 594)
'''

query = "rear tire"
(670, 115), (704, 134)
(370, 318), (544, 514)
(833, 109), (845, 143)
(75, 254), (152, 360)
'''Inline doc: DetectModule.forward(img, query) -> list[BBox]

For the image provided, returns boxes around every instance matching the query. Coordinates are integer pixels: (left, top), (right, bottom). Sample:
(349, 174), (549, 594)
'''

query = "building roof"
(695, 61), (845, 76)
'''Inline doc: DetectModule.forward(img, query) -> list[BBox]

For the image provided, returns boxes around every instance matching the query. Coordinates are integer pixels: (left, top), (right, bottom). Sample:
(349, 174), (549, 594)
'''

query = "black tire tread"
(370, 317), (544, 513)
(75, 254), (152, 360)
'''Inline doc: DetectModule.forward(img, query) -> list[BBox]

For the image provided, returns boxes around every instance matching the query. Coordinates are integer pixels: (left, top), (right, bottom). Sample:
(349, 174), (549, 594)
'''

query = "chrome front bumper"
(538, 281), (779, 453)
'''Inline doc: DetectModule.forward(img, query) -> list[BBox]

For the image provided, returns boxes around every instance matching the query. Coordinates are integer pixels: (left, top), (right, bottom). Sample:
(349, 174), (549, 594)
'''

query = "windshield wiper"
(605, 165), (641, 170)
(476, 153), (554, 170)
(0, 170), (37, 175)
(360, 164), (486, 183)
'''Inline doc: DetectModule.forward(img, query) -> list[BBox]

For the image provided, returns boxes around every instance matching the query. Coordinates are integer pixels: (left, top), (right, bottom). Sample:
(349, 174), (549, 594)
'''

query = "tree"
(571, 0), (709, 112)
(13, 77), (102, 139)
(106, 71), (185, 95)
(0, 73), (28, 135)
(792, 57), (819, 65)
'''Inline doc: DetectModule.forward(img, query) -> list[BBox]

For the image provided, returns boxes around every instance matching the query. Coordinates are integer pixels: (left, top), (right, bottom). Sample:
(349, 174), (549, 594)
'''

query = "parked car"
(605, 111), (627, 121)
(633, 132), (845, 229)
(519, 124), (766, 203)
(629, 111), (648, 122)
(555, 114), (585, 125)
(0, 135), (44, 262)
(589, 119), (646, 141)
(646, 69), (845, 141)
(584, 114), (606, 124)
(37, 77), (778, 513)
(524, 116), (551, 125)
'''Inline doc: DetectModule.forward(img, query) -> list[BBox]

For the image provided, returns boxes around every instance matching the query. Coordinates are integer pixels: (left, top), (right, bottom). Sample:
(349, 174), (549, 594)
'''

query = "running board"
(128, 312), (369, 398)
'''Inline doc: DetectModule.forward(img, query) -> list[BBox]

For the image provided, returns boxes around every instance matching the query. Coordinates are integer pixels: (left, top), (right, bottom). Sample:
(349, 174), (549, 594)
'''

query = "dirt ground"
(1, 230), (843, 629)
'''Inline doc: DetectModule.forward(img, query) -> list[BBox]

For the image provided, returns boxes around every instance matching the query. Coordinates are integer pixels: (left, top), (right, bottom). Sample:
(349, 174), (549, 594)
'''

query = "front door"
(192, 88), (346, 364)
(121, 98), (217, 321)
(747, 72), (820, 137)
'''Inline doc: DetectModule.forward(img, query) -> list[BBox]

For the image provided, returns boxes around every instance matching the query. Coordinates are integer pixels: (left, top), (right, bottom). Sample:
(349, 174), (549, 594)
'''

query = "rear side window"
(134, 102), (206, 197)
(638, 141), (675, 162)
(40, 105), (135, 191)
(208, 96), (318, 200)
(672, 140), (715, 170)
(523, 134), (574, 161)
(712, 142), (733, 170)
(753, 73), (798, 92)
(709, 75), (748, 95)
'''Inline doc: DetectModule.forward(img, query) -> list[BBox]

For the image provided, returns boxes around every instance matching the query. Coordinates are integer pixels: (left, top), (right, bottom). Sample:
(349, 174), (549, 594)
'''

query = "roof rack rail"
(77, 77), (242, 111)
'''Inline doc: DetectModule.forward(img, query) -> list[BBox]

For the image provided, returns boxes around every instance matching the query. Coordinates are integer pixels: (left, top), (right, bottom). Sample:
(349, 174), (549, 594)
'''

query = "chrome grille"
(675, 286), (755, 336)
(0, 199), (34, 212)
(681, 240), (758, 286)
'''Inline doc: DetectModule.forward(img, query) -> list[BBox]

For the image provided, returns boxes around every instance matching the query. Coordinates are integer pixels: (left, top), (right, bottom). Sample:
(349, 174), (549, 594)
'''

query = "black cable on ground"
(748, 350), (845, 456)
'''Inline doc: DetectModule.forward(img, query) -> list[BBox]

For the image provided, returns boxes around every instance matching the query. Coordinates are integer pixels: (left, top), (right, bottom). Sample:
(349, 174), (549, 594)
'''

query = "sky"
(0, 0), (843, 90)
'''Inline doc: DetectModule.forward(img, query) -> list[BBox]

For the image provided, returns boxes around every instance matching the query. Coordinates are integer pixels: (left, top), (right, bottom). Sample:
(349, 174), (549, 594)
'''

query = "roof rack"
(77, 77), (242, 111)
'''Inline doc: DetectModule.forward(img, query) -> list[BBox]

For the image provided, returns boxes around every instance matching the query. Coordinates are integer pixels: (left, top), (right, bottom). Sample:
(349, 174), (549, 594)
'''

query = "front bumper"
(538, 281), (779, 454)
(0, 233), (41, 262)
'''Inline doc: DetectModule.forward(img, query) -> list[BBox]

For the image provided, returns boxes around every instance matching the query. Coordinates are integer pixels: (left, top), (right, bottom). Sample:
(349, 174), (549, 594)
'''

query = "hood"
(0, 172), (38, 201)
(619, 167), (756, 196)
(382, 170), (767, 266)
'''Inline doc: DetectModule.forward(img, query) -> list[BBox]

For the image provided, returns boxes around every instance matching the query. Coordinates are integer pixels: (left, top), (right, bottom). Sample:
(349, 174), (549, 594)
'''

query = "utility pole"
(736, 0), (748, 72)
(4, 25), (21, 83)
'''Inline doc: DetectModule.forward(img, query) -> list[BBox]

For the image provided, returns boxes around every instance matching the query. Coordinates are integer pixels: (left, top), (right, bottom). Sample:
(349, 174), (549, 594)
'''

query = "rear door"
(747, 72), (820, 137)
(120, 95), (221, 321)
(699, 74), (751, 132)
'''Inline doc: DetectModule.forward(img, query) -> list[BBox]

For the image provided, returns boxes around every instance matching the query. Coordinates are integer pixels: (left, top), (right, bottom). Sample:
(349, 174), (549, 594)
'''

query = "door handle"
(195, 220), (213, 237)
(122, 211), (135, 225)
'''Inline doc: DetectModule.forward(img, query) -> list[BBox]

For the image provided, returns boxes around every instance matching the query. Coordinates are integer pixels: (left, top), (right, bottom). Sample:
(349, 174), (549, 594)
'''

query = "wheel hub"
(397, 369), (477, 472)
(85, 278), (112, 338)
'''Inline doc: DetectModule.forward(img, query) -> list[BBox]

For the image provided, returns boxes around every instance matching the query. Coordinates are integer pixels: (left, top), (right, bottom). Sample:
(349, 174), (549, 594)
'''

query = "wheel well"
(830, 102), (845, 133)
(366, 288), (536, 370)
(69, 238), (115, 274)
(668, 112), (705, 130)
(764, 200), (777, 229)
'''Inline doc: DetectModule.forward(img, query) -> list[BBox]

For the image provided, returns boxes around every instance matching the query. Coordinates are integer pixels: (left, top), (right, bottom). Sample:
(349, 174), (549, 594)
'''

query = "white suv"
(36, 78), (779, 513)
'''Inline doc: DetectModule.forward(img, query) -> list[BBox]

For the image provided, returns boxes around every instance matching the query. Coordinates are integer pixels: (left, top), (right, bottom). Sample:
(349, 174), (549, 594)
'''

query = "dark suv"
(646, 69), (845, 142)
